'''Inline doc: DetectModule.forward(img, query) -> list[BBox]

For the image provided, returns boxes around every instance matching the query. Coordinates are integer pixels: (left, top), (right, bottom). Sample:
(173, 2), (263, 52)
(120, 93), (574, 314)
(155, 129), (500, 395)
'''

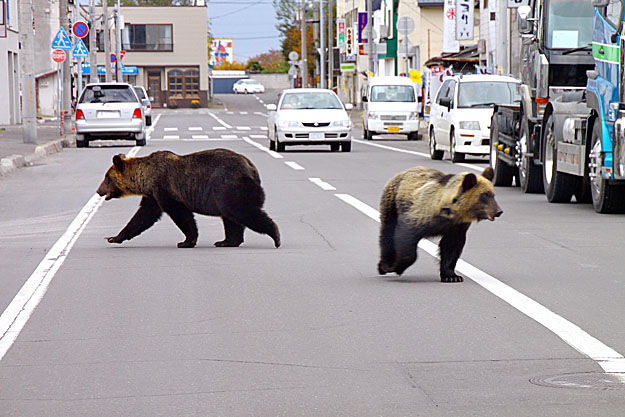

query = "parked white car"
(362, 76), (421, 141)
(428, 74), (521, 162)
(266, 88), (353, 152)
(233, 79), (265, 94)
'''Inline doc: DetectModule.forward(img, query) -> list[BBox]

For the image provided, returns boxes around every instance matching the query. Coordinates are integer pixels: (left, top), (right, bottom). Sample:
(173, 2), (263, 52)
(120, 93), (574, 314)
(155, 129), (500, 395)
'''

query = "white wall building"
(0, 0), (21, 125)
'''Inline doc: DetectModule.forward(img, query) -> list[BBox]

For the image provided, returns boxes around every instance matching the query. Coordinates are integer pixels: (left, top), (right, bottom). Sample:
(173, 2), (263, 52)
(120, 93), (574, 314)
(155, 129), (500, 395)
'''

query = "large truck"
(490, 0), (625, 213)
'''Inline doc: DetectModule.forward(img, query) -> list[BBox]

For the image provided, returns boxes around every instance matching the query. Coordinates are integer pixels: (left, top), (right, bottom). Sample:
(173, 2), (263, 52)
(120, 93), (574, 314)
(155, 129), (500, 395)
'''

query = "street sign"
(111, 53), (116, 62)
(288, 51), (299, 61)
(346, 27), (354, 55)
(397, 16), (415, 36)
(456, 0), (474, 40)
(51, 27), (72, 50)
(51, 49), (66, 63)
(340, 63), (355, 73)
(120, 50), (126, 60)
(337, 18), (346, 47)
(72, 21), (89, 38)
(71, 39), (89, 58)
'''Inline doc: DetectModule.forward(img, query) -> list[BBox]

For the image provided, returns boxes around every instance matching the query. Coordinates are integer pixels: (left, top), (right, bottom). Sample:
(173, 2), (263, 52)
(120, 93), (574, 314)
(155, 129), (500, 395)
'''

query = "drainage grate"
(530, 372), (625, 391)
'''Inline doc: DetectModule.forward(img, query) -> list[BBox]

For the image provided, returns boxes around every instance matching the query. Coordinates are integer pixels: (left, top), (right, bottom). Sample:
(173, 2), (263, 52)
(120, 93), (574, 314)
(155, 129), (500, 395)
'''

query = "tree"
(246, 60), (263, 73)
(272, 0), (298, 38)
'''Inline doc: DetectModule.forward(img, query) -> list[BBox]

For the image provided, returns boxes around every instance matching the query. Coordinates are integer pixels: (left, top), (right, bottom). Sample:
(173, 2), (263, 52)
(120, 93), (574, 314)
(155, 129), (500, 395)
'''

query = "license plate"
(97, 111), (120, 119)
(387, 126), (400, 133)
(310, 132), (324, 140)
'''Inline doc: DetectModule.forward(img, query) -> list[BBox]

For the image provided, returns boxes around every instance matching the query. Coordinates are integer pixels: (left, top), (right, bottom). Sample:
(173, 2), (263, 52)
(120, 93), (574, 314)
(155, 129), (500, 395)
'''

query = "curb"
(0, 137), (74, 178)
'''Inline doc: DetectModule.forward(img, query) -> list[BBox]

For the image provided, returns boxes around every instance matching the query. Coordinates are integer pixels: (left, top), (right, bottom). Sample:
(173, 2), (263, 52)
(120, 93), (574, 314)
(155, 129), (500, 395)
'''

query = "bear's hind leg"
(162, 199), (199, 248)
(215, 217), (245, 247)
(227, 207), (280, 248)
(378, 204), (398, 275)
(391, 222), (419, 276)
(438, 224), (470, 283)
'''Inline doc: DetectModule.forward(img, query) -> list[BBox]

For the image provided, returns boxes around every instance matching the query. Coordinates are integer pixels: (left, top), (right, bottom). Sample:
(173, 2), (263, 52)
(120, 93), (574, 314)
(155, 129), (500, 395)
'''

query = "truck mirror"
(362, 96), (368, 102)
(517, 5), (533, 34)
(592, 0), (610, 6)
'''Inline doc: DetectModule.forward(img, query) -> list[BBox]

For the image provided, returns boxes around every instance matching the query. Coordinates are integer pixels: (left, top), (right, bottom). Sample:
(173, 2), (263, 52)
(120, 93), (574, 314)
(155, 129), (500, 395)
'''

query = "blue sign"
(51, 27), (72, 50)
(81, 63), (139, 75)
(72, 39), (89, 58)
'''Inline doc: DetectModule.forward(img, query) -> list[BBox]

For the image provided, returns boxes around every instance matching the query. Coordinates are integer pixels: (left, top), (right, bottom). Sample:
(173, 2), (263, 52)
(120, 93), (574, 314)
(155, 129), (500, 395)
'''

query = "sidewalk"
(0, 122), (74, 177)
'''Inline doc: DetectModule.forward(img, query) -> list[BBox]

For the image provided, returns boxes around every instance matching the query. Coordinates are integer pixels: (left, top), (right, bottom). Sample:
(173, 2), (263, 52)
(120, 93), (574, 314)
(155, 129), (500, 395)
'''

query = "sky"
(207, 0), (282, 62)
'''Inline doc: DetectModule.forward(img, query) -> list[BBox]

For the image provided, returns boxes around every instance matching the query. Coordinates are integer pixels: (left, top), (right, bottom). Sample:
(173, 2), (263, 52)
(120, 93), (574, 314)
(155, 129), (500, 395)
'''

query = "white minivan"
(362, 76), (421, 141)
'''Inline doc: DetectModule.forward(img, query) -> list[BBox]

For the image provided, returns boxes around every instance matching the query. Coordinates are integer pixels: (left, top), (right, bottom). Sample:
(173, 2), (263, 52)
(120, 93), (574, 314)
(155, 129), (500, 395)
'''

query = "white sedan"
(233, 79), (265, 94)
(266, 89), (353, 152)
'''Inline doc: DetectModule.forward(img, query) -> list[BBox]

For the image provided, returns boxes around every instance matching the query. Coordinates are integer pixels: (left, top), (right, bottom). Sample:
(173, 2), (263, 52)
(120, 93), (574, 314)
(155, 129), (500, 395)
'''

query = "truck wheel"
(450, 130), (465, 163)
(489, 117), (514, 186)
(519, 116), (544, 193)
(589, 120), (625, 213)
(429, 129), (444, 160)
(542, 114), (574, 203)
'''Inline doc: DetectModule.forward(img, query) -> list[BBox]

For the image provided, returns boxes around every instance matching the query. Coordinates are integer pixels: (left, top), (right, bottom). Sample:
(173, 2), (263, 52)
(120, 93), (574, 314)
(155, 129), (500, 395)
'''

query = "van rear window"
(370, 85), (415, 102)
(80, 85), (137, 104)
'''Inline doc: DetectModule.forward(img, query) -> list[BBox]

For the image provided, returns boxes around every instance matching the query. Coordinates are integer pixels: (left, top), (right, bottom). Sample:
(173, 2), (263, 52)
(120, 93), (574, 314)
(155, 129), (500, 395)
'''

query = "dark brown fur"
(378, 166), (502, 282)
(97, 149), (280, 248)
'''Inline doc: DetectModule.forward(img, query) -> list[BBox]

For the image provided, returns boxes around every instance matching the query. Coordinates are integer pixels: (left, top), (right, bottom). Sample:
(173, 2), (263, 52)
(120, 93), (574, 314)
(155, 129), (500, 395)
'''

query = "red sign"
(72, 21), (89, 38)
(51, 49), (66, 63)
(120, 50), (126, 60)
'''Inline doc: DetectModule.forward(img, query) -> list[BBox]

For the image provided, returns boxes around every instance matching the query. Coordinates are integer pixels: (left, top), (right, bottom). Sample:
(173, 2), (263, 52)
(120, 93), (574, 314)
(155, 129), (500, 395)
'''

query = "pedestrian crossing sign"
(51, 27), (72, 50)
(72, 39), (89, 58)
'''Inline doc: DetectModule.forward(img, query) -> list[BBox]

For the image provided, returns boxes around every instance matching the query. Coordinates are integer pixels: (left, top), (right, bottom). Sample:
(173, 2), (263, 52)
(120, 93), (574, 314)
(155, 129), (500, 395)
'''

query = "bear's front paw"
(106, 236), (123, 244)
(177, 240), (196, 248)
(214, 239), (242, 247)
(441, 274), (464, 283)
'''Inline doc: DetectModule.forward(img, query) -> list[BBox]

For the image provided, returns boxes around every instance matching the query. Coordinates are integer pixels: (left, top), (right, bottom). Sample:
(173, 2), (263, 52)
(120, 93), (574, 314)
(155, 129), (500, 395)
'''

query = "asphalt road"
(1, 92), (625, 416)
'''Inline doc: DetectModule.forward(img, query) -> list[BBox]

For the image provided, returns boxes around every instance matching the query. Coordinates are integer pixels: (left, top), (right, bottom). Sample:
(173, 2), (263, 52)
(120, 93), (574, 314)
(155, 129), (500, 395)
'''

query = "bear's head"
(441, 167), (503, 223)
(96, 154), (136, 200)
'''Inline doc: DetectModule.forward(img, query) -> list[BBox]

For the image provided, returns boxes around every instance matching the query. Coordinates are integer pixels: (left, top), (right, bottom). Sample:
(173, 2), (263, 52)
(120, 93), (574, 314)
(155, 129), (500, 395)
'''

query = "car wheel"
(76, 134), (88, 148)
(269, 139), (276, 151)
(136, 135), (146, 146)
(341, 141), (352, 152)
(450, 130), (465, 163)
(407, 131), (420, 141)
(429, 129), (444, 160)
(330, 143), (340, 152)
(146, 116), (152, 126)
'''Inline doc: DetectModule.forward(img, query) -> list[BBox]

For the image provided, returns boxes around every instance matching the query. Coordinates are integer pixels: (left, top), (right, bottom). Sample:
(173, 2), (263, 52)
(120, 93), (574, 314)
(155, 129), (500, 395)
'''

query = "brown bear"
(96, 149), (281, 249)
(377, 166), (502, 282)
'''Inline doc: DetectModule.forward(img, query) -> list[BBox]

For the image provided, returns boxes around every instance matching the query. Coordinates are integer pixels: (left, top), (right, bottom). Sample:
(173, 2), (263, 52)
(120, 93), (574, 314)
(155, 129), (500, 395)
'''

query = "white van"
(362, 76), (421, 141)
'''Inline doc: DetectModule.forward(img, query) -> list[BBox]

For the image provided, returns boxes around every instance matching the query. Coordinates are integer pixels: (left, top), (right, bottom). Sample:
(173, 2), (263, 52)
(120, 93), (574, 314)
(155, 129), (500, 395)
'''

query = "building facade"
(0, 0), (21, 125)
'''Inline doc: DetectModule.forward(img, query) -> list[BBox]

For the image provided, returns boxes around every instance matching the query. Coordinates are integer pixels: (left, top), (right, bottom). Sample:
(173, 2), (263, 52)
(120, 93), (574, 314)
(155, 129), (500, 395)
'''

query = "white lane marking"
(208, 112), (232, 129)
(250, 134), (267, 139)
(254, 112), (267, 116)
(212, 126), (227, 131)
(221, 134), (238, 139)
(309, 178), (336, 191)
(240, 112), (248, 115)
(353, 139), (484, 172)
(0, 147), (142, 361)
(333, 192), (625, 378)
(192, 135), (209, 139)
(243, 137), (283, 159)
(164, 127), (178, 132)
(146, 113), (161, 140)
(163, 135), (179, 140)
(188, 127), (203, 131)
(285, 161), (305, 170)
(227, 111), (234, 115)
(236, 126), (252, 131)
(260, 127), (268, 131)
(150, 138), (240, 142)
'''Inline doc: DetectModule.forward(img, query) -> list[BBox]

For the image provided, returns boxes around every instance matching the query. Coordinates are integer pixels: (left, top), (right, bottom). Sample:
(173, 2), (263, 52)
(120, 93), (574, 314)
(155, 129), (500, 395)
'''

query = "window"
(122, 24), (173, 51)
(168, 68), (200, 98)
(545, 0), (593, 49)
(457, 81), (521, 108)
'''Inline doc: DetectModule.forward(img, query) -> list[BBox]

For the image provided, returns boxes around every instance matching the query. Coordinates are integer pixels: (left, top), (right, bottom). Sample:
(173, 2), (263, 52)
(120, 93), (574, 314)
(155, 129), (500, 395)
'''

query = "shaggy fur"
(96, 149), (280, 248)
(378, 166), (502, 282)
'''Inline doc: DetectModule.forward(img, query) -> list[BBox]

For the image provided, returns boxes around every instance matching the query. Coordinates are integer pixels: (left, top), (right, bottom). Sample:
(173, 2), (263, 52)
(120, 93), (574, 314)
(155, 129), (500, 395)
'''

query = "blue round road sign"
(72, 21), (89, 38)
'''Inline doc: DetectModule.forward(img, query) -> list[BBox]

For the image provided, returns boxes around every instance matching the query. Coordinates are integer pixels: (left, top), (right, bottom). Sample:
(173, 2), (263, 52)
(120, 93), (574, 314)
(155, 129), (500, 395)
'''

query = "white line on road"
(236, 126), (251, 131)
(0, 147), (142, 361)
(150, 138), (240, 142)
(146, 113), (162, 140)
(212, 126), (227, 131)
(250, 134), (267, 139)
(192, 135), (209, 139)
(163, 135), (179, 140)
(285, 161), (305, 170)
(208, 112), (232, 129)
(221, 134), (238, 139)
(188, 127), (203, 131)
(243, 137), (283, 159)
(163, 127), (178, 132)
(333, 192), (625, 377)
(309, 178), (336, 191)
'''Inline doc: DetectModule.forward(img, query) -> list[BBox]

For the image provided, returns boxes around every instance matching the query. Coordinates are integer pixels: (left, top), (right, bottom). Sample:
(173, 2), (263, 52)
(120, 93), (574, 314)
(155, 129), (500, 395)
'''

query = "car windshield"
(370, 85), (415, 102)
(81, 86), (137, 103)
(457, 81), (521, 108)
(280, 92), (342, 110)
(545, 0), (593, 49)
(133, 87), (146, 100)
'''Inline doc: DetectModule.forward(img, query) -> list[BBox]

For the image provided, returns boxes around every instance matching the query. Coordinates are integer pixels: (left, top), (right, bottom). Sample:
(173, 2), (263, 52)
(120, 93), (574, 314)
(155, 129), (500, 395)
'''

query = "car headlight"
(368, 112), (379, 120)
(408, 112), (418, 120)
(331, 119), (351, 128)
(459, 121), (480, 130)
(278, 120), (301, 128)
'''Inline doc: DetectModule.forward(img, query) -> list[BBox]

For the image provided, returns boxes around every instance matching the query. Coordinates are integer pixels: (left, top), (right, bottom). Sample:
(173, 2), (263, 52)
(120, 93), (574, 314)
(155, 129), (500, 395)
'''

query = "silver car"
(133, 85), (152, 126)
(75, 83), (146, 148)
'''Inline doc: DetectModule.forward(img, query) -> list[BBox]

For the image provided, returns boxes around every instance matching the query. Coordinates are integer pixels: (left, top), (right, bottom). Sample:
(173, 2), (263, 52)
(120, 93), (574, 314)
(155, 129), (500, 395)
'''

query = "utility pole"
(104, 0), (112, 82)
(327, 0), (333, 90)
(367, 0), (373, 76)
(60, 0), (70, 129)
(319, 0), (325, 89)
(74, 0), (83, 97)
(18, 0), (37, 143)
(300, 0), (308, 87)
(89, 0), (97, 82)
(115, 0), (122, 82)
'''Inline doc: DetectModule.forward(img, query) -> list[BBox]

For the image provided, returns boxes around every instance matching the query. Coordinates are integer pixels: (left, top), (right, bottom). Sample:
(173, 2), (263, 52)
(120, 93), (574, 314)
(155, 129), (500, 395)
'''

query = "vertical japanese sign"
(358, 12), (368, 43)
(346, 27), (354, 55)
(443, 0), (460, 53)
(456, 0), (474, 40)
(337, 18), (345, 48)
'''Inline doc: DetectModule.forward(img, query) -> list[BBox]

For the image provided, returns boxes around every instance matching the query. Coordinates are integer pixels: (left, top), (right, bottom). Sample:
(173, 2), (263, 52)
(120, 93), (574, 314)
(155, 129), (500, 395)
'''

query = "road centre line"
(0, 147), (142, 361)
(352, 139), (484, 172)
(208, 112), (232, 129)
(188, 127), (202, 131)
(333, 192), (625, 378)
(285, 161), (305, 170)
(243, 137), (283, 159)
(309, 177), (336, 191)
(164, 127), (177, 131)
(163, 135), (179, 139)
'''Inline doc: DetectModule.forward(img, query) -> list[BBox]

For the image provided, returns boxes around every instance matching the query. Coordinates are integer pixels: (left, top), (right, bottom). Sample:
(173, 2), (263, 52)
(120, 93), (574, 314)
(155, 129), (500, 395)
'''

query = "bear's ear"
(460, 173), (477, 194)
(113, 154), (126, 173)
(482, 167), (494, 182)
